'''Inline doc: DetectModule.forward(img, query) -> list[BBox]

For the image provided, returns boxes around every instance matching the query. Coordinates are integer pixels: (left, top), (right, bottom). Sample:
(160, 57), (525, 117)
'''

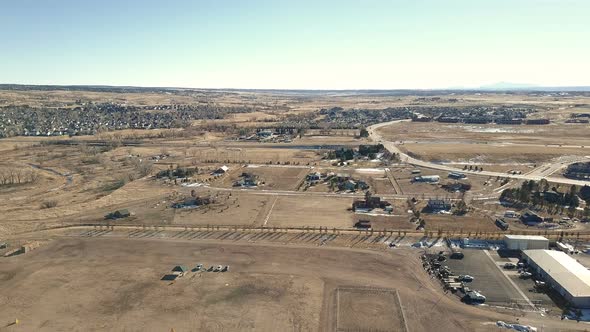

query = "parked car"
(463, 290), (486, 304)
(462, 275), (475, 282)
(520, 272), (532, 279)
(450, 252), (464, 259)
(221, 265), (229, 272)
(458, 275), (474, 282)
(504, 262), (517, 269)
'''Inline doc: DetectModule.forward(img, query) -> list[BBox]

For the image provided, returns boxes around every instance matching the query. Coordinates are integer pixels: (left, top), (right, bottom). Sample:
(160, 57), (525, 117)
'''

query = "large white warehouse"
(522, 250), (590, 308)
(503, 235), (549, 250)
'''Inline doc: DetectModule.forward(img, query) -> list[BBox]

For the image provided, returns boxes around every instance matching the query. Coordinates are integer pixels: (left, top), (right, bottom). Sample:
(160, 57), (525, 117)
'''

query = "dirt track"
(0, 237), (586, 331)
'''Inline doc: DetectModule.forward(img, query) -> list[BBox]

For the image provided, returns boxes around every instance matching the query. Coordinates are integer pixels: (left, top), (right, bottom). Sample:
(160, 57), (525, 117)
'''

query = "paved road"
(367, 120), (590, 187)
(193, 184), (459, 201)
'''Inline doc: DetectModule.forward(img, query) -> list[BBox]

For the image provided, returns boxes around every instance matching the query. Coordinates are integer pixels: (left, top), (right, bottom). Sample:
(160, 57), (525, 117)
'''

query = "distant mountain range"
(475, 82), (590, 92)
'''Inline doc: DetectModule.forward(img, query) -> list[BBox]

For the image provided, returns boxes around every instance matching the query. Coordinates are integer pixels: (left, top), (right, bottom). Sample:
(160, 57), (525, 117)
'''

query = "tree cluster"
(156, 166), (197, 179)
(0, 167), (39, 187)
(500, 180), (581, 209)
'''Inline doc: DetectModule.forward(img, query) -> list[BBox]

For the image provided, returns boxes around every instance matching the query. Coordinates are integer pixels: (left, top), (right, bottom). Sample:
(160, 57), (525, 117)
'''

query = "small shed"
(172, 265), (189, 273)
(427, 199), (451, 211)
(216, 165), (229, 173)
(105, 209), (131, 220)
(343, 180), (357, 191)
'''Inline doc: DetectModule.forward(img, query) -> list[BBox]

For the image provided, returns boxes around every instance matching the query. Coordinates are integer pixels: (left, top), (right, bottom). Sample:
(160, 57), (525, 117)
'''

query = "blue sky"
(1, 0), (589, 89)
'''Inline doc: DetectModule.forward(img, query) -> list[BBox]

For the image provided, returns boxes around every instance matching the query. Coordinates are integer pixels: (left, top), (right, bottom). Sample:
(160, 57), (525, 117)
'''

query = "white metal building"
(503, 235), (549, 250)
(522, 250), (590, 308)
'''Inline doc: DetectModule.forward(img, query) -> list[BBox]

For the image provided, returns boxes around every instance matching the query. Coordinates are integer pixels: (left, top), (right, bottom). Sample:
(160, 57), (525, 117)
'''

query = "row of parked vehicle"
(503, 261), (532, 278)
(421, 252), (486, 304)
(503, 261), (548, 291)
(162, 264), (231, 281)
(194, 264), (229, 272)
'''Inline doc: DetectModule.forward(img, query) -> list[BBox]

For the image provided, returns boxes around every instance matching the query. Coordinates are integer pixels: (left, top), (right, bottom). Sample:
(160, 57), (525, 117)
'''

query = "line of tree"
(156, 165), (197, 179)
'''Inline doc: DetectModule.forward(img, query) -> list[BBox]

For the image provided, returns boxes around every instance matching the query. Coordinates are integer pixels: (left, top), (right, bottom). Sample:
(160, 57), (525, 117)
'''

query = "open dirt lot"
(335, 287), (406, 331)
(378, 121), (590, 147)
(398, 143), (590, 164)
(0, 237), (584, 332)
(265, 195), (355, 228)
(172, 191), (271, 227)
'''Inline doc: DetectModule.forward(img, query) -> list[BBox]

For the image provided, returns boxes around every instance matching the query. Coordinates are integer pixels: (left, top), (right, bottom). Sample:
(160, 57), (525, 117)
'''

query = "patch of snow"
(496, 321), (537, 332)
(355, 168), (385, 174)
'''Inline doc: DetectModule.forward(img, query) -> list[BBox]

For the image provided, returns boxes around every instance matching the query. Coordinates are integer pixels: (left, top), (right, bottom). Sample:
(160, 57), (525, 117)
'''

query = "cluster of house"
(434, 117), (550, 125)
(410, 106), (537, 124)
(172, 196), (212, 209)
(0, 103), (250, 138)
(564, 162), (590, 180)
(352, 195), (393, 213)
(516, 210), (577, 229)
(318, 107), (413, 128)
(238, 128), (294, 142)
(233, 172), (262, 187)
(307, 172), (369, 192)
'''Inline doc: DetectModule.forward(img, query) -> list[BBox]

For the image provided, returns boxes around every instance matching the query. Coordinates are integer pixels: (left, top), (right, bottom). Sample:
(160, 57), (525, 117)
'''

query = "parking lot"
(444, 249), (525, 306)
(444, 248), (560, 312)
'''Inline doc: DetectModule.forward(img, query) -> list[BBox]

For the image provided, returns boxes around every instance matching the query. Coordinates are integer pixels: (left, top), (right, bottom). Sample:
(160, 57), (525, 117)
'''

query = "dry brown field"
(172, 192), (271, 227)
(378, 121), (590, 146)
(265, 195), (355, 228)
(0, 236), (581, 332)
(398, 142), (590, 164)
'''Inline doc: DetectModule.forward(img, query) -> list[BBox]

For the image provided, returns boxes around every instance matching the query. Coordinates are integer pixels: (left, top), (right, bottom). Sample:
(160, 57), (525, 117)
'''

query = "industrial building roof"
(523, 250), (590, 297)
(504, 235), (548, 241)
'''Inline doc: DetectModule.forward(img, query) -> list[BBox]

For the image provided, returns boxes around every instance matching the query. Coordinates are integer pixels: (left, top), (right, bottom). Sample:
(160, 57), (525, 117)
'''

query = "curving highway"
(367, 119), (590, 187)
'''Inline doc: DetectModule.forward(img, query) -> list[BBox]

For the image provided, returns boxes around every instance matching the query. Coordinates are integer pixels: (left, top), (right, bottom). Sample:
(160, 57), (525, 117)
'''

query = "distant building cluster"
(279, 105), (543, 130)
(564, 162), (590, 180)
(410, 106), (545, 125)
(0, 102), (251, 138)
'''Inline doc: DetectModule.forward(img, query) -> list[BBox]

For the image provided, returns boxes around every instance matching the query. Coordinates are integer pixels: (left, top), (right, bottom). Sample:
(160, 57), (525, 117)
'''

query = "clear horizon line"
(2, 82), (590, 92)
